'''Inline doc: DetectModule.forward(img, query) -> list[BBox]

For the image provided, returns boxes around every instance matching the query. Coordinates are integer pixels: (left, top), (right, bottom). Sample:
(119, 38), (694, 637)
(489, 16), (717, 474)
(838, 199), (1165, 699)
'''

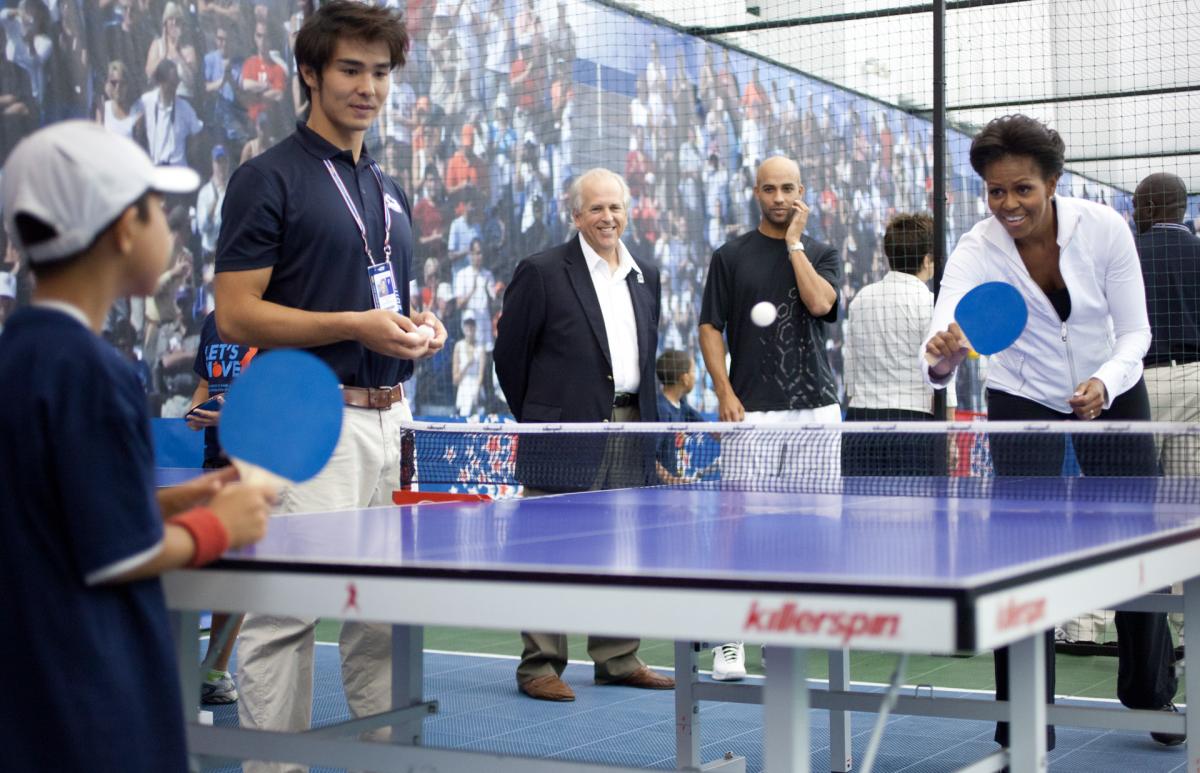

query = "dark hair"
(968, 114), (1065, 180)
(1133, 172), (1188, 227)
(882, 213), (933, 275)
(20, 0), (51, 37)
(655, 349), (693, 386)
(153, 57), (178, 85)
(293, 0), (408, 104)
(167, 205), (191, 234)
(24, 192), (154, 279)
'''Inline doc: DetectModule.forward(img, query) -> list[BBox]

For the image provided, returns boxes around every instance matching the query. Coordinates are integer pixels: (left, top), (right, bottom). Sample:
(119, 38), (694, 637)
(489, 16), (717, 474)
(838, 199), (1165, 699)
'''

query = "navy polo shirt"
(0, 306), (186, 772)
(216, 121), (415, 388)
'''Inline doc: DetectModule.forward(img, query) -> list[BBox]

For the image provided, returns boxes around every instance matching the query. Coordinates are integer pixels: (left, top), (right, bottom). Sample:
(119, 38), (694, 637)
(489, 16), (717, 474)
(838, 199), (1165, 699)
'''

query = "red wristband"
(172, 507), (230, 567)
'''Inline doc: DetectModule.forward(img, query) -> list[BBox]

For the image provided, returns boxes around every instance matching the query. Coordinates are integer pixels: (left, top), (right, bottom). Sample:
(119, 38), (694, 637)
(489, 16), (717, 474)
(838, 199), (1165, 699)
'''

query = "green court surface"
(310, 622), (1184, 702)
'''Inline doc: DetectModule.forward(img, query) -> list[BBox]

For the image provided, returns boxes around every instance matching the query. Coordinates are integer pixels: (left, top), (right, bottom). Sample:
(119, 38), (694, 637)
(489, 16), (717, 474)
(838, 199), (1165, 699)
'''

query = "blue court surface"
(197, 646), (1188, 773)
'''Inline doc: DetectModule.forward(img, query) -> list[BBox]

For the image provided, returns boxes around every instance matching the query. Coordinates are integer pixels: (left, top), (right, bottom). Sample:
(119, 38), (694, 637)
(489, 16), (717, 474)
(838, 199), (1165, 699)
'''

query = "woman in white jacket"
(923, 115), (1178, 751)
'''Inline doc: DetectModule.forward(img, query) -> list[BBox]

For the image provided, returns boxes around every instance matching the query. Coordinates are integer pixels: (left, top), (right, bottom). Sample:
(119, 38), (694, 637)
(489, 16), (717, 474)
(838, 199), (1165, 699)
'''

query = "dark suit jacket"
(495, 235), (662, 490)
(1136, 225), (1200, 367)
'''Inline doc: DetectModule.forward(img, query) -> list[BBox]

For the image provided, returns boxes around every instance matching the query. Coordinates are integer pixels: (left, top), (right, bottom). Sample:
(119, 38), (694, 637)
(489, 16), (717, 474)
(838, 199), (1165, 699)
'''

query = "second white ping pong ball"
(750, 301), (777, 327)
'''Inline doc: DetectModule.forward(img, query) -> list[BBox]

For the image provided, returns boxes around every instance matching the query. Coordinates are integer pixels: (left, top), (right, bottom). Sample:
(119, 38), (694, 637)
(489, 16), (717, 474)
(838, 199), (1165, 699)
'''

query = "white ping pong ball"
(750, 301), (777, 327)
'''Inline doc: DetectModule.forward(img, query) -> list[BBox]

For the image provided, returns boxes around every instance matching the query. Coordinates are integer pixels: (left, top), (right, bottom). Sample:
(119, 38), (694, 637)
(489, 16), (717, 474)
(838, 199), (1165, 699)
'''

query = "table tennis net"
(402, 420), (1200, 503)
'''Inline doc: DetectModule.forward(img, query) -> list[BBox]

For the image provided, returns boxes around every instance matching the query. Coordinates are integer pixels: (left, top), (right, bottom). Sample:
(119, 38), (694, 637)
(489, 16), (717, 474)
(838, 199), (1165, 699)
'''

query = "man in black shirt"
(699, 156), (840, 421)
(1135, 172), (1200, 476)
(697, 153), (842, 680)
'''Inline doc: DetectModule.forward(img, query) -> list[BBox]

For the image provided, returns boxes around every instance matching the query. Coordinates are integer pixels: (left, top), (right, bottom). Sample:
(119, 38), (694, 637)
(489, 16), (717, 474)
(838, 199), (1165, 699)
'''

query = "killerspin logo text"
(743, 601), (900, 644)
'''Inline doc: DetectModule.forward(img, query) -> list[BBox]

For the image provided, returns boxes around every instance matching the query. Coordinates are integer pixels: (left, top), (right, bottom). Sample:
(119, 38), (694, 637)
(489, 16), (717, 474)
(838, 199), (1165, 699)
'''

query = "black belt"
(612, 392), (637, 408)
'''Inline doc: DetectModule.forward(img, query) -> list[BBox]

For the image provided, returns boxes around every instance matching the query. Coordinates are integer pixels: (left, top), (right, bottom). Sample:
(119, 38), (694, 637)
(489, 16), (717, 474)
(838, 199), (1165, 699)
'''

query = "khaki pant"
(1144, 362), (1200, 476)
(1144, 364), (1197, 642)
(237, 401), (411, 773)
(518, 404), (645, 684)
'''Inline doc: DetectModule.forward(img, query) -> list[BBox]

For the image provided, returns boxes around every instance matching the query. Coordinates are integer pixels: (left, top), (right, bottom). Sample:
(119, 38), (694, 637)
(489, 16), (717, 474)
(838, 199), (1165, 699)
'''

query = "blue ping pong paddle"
(219, 350), (343, 487)
(954, 281), (1028, 356)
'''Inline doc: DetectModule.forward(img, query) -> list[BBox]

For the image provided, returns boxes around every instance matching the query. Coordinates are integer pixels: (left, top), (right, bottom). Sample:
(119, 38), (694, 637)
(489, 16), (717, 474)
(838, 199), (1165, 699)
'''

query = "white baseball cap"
(2, 121), (200, 264)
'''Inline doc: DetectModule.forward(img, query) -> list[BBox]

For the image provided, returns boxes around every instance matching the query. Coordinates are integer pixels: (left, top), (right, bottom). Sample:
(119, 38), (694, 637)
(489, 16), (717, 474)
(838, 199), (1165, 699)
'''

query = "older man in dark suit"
(494, 167), (674, 702)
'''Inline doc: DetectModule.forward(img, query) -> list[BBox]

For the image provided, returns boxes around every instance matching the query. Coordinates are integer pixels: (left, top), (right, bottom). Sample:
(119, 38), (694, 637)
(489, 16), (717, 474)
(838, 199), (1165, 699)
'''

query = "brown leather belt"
(341, 383), (405, 410)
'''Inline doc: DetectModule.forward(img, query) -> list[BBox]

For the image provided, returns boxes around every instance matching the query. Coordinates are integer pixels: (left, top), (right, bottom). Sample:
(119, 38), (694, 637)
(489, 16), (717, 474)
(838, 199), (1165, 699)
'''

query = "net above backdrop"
(1, 0), (1196, 424)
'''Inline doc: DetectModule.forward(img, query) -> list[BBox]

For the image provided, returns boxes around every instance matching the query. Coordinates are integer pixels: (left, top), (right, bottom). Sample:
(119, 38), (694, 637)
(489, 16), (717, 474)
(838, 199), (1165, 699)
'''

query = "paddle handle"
(232, 458), (288, 494)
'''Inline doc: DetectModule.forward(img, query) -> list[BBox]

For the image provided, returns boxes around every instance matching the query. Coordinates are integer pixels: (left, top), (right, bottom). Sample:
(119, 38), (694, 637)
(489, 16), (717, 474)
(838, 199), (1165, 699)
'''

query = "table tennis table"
(162, 477), (1200, 773)
(156, 467), (207, 487)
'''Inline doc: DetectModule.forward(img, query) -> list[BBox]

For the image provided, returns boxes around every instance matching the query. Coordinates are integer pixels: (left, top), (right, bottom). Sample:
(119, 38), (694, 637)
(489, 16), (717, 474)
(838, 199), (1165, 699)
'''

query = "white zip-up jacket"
(922, 196), (1150, 413)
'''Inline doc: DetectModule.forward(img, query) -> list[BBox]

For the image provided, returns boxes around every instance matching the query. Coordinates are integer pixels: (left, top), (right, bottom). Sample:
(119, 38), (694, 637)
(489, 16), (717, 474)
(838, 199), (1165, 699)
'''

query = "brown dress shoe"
(599, 665), (675, 690)
(518, 674), (576, 701)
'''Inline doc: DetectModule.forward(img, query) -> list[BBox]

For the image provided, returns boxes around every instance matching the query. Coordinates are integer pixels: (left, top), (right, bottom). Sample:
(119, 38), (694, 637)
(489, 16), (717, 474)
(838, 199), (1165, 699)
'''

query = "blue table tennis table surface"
(217, 478), (1200, 598)
(156, 467), (206, 487)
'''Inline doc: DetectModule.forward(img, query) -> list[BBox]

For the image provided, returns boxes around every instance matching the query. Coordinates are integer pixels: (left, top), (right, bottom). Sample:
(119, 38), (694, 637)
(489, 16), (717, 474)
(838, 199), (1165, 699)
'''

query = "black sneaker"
(1150, 703), (1186, 747)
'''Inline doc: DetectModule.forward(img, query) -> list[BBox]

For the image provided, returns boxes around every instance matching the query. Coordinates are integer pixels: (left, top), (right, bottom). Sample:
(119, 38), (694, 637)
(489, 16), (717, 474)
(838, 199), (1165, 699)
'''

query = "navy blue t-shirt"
(216, 121), (415, 388)
(656, 391), (704, 424)
(192, 312), (257, 464)
(656, 391), (705, 479)
(0, 306), (186, 772)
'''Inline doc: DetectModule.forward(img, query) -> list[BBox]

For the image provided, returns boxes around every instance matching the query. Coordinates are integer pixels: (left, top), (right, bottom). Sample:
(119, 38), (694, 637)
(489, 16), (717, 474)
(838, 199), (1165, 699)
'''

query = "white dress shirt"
(136, 89), (204, 166)
(845, 271), (933, 413)
(579, 234), (642, 395)
(195, 178), (225, 255)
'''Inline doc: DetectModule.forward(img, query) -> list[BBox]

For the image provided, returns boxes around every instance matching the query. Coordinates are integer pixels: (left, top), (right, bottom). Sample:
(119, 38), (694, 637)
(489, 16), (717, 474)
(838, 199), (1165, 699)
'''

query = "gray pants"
(518, 404), (645, 684)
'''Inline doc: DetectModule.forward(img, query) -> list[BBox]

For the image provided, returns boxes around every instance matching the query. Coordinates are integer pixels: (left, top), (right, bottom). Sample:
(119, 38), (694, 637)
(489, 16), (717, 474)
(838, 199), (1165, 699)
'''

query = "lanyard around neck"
(323, 158), (392, 266)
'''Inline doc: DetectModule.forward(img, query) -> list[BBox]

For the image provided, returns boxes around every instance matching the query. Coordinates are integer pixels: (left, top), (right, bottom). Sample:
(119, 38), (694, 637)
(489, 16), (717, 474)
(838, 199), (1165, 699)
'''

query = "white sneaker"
(711, 642), (746, 681)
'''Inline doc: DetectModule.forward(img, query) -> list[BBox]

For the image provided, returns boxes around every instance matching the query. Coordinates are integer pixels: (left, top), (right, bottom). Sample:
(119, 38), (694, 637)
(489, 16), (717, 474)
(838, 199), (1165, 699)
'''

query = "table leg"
(675, 641), (702, 769)
(1184, 578), (1198, 773)
(391, 624), (424, 746)
(170, 609), (205, 772)
(1006, 634), (1048, 773)
(828, 648), (852, 773)
(171, 610), (201, 721)
(764, 646), (811, 773)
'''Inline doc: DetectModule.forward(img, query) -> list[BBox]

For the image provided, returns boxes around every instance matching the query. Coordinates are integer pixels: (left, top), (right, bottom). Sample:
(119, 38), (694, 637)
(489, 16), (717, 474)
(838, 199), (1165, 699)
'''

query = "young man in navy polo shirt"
(213, 2), (446, 763)
(0, 121), (275, 772)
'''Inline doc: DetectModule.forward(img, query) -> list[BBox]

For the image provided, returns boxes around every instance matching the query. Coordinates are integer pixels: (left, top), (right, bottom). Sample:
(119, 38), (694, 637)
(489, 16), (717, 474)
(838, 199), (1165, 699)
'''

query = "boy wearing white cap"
(0, 121), (276, 772)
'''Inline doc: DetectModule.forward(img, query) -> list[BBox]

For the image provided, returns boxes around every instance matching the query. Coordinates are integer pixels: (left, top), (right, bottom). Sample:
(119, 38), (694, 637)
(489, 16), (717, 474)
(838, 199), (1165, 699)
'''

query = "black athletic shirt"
(700, 230), (841, 411)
